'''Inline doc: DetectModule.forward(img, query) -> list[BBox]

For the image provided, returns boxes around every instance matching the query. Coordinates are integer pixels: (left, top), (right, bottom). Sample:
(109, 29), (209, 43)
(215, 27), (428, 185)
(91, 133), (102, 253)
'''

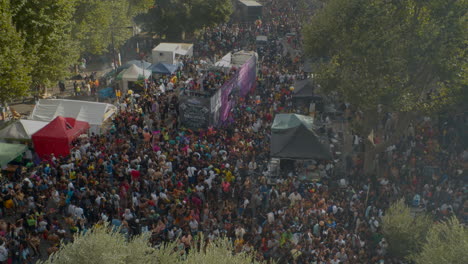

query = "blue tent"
(98, 87), (115, 99)
(124, 60), (152, 69)
(149, 62), (178, 74)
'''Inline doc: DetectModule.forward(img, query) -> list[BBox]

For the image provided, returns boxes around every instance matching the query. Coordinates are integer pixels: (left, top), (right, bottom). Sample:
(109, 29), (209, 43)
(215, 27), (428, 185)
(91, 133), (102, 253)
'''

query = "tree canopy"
(381, 199), (432, 259)
(72, 0), (153, 55)
(411, 217), (468, 264)
(303, 0), (467, 114)
(0, 0), (33, 104)
(0, 0), (153, 102)
(135, 0), (233, 41)
(10, 0), (79, 89)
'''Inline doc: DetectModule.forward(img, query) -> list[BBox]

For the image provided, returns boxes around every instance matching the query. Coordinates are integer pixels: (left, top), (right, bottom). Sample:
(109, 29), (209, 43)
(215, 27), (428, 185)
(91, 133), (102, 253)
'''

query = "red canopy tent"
(32, 116), (89, 158)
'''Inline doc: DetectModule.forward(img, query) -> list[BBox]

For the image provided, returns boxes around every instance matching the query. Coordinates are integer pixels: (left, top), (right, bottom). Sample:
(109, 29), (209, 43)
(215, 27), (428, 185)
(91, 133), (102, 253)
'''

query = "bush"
(382, 199), (432, 259)
(411, 217), (468, 264)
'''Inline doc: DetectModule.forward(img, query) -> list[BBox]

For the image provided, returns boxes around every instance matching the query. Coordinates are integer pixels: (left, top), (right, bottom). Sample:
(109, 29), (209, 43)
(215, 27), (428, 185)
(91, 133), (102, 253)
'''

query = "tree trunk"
(363, 111), (416, 176)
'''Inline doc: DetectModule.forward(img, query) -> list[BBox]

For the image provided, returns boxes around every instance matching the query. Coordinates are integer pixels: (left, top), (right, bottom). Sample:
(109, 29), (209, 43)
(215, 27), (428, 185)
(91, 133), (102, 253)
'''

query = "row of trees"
(382, 200), (467, 263)
(135, 0), (233, 40)
(303, 0), (467, 122)
(0, 0), (233, 104)
(0, 0), (152, 103)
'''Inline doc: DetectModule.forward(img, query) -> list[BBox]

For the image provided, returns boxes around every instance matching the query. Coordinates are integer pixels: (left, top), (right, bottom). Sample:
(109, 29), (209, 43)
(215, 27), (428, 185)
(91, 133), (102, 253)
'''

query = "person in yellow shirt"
(225, 170), (235, 183)
(70, 170), (76, 180)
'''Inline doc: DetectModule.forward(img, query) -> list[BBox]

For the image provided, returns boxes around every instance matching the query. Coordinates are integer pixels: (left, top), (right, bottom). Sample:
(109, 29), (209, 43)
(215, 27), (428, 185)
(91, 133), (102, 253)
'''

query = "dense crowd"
(0, 1), (466, 264)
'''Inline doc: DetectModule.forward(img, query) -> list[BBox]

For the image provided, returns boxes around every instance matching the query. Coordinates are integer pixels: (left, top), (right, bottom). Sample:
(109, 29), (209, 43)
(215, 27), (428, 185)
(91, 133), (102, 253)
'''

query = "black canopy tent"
(292, 79), (324, 112)
(270, 114), (332, 160)
(292, 79), (315, 98)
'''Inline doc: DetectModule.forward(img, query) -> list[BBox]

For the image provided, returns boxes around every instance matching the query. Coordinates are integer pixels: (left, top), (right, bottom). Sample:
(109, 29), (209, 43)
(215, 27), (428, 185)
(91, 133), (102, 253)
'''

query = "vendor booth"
(236, 0), (262, 22)
(0, 120), (48, 142)
(30, 99), (117, 135)
(292, 79), (323, 113)
(151, 43), (193, 65)
(270, 114), (332, 160)
(32, 116), (89, 158)
(149, 62), (178, 75)
(118, 64), (151, 93)
(292, 79), (315, 98)
(123, 60), (152, 69)
(269, 114), (332, 182)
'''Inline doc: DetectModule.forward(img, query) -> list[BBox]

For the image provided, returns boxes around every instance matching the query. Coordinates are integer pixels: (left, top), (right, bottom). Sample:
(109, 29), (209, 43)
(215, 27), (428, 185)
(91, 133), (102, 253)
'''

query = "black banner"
(179, 96), (211, 130)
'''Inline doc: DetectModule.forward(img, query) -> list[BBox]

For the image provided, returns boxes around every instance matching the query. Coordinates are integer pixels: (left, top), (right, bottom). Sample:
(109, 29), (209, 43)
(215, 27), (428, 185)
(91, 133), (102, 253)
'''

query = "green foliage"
(10, 0), (79, 88)
(40, 224), (265, 264)
(136, 0), (233, 40)
(181, 237), (264, 264)
(303, 0), (467, 114)
(127, 0), (154, 17)
(72, 0), (152, 55)
(382, 199), (432, 259)
(411, 217), (468, 264)
(0, 0), (33, 103)
(39, 225), (161, 264)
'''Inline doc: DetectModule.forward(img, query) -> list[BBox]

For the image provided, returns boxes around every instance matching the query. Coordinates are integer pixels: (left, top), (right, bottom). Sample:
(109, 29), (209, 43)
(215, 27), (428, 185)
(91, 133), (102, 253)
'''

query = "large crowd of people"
(0, 1), (466, 264)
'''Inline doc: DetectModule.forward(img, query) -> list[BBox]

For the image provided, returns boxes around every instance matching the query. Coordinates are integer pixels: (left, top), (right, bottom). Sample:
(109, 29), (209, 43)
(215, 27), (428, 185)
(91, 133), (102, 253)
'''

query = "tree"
(0, 0), (33, 103)
(303, 0), (467, 116)
(411, 217), (468, 264)
(136, 0), (232, 41)
(382, 199), (432, 259)
(72, 0), (152, 55)
(39, 224), (265, 264)
(10, 0), (79, 90)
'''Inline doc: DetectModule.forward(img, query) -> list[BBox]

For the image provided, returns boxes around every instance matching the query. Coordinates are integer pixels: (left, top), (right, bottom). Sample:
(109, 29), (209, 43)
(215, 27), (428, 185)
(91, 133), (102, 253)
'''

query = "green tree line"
(303, 0), (467, 119)
(0, 0), (232, 103)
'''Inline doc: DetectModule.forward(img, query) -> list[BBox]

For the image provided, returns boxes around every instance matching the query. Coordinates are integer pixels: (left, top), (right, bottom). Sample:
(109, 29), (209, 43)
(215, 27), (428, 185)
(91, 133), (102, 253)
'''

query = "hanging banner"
(219, 76), (238, 124)
(237, 56), (257, 97)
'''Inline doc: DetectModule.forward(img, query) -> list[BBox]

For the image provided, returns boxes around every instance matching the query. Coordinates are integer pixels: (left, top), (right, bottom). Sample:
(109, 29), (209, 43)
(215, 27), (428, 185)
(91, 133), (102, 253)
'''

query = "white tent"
(174, 43), (193, 57)
(215, 52), (232, 68)
(120, 64), (151, 92)
(151, 43), (193, 65)
(0, 120), (48, 141)
(30, 99), (117, 134)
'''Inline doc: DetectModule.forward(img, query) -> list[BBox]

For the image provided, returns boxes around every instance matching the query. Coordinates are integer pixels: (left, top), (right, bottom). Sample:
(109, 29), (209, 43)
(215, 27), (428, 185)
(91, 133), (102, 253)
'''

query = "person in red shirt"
(130, 169), (140, 183)
(222, 180), (230, 200)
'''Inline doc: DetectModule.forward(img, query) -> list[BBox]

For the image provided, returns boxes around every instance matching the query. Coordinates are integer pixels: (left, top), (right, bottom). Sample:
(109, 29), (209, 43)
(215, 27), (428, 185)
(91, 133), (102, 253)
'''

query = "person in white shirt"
(248, 159), (257, 175)
(189, 219), (199, 233)
(52, 188), (60, 204)
(187, 165), (197, 177)
(288, 191), (302, 206)
(204, 171), (216, 189)
(0, 241), (8, 262)
(195, 183), (205, 192)
(235, 226), (246, 239)
(74, 206), (85, 220)
(130, 124), (138, 134)
(167, 82), (174, 91)
(95, 194), (104, 206)
(74, 149), (82, 160)
(123, 208), (134, 221)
